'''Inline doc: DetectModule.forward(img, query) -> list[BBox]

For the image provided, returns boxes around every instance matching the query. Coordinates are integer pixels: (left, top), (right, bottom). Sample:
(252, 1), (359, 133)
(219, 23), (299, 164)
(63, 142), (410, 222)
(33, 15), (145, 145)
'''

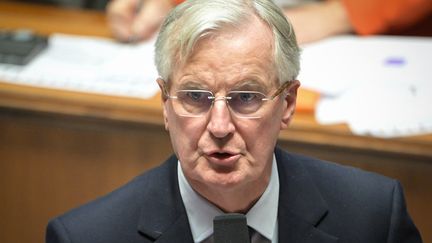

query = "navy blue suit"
(46, 147), (422, 242)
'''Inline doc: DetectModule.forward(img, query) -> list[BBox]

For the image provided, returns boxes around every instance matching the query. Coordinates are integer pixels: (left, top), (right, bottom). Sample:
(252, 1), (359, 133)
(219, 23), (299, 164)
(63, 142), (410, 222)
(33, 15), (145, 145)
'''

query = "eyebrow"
(174, 78), (272, 93)
(231, 80), (269, 93)
(176, 81), (209, 90)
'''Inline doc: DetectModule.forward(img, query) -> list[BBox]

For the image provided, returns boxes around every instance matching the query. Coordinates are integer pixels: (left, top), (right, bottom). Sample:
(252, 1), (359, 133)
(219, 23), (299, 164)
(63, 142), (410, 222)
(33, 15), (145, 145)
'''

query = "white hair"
(154, 0), (300, 84)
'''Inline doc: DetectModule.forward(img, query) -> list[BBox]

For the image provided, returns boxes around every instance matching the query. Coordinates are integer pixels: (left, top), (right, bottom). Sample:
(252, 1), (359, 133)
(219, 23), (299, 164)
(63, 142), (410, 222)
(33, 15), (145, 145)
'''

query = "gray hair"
(154, 0), (300, 84)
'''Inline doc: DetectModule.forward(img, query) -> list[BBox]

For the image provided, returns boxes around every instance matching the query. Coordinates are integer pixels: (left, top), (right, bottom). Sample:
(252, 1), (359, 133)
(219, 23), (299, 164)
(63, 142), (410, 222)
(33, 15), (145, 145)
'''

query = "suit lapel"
(136, 156), (194, 242)
(275, 148), (338, 243)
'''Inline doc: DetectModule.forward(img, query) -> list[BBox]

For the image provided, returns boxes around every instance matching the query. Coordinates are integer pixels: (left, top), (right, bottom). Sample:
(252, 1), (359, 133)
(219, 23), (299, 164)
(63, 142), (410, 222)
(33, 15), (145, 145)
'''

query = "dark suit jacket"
(46, 147), (422, 242)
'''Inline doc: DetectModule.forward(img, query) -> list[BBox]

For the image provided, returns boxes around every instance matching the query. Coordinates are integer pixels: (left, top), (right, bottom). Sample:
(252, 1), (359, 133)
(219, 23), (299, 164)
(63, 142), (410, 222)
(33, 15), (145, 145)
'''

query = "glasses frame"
(160, 80), (293, 119)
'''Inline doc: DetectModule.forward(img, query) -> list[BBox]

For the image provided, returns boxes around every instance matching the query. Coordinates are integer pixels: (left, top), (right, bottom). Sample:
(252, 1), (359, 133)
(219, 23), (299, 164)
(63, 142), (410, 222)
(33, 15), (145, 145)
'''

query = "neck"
(191, 174), (270, 213)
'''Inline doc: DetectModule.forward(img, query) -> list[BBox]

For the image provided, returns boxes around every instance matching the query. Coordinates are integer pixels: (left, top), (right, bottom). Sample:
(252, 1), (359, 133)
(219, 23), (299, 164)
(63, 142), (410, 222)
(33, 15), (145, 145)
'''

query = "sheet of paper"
(298, 36), (431, 96)
(0, 34), (160, 98)
(310, 36), (432, 138)
(317, 80), (432, 137)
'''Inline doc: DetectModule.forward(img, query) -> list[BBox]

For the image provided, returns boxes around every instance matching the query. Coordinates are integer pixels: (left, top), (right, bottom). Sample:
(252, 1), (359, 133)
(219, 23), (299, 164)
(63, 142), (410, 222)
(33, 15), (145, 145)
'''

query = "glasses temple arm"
(270, 80), (293, 99)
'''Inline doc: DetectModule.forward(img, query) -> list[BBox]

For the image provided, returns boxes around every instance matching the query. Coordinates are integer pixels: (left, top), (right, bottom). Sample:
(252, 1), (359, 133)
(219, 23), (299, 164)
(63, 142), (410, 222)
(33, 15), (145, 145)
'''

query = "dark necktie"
(248, 226), (255, 242)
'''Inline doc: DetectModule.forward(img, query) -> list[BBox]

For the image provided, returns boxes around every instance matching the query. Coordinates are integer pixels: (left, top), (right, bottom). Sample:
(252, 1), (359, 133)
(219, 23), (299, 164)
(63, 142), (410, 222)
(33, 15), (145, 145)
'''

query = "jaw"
(181, 154), (271, 213)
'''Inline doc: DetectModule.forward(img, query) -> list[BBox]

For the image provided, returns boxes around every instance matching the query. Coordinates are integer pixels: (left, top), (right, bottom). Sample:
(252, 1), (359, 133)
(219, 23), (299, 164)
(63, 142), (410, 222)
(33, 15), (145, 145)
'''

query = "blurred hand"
(284, 0), (353, 44)
(107, 0), (174, 42)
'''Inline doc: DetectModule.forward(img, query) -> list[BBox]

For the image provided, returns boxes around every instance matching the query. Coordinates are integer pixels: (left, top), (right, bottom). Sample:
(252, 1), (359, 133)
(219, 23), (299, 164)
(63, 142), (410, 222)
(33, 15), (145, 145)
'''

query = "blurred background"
(0, 0), (431, 242)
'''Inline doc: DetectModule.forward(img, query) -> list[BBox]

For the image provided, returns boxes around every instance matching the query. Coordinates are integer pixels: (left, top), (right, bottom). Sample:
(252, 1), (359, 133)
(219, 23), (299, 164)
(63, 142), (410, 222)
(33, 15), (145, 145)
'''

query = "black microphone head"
(213, 213), (250, 243)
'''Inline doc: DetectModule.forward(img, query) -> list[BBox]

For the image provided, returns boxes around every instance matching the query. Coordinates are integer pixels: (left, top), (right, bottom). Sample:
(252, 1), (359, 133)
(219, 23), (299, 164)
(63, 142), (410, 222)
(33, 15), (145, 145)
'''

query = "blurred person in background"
(107, 0), (432, 43)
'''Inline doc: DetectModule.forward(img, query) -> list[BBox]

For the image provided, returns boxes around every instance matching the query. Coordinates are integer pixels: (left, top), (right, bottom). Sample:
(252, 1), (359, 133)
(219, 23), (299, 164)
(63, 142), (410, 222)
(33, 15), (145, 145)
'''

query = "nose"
(207, 98), (235, 138)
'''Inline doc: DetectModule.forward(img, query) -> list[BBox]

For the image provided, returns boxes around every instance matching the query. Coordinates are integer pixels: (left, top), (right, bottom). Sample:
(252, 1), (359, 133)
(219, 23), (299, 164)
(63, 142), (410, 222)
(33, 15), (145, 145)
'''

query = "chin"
(204, 169), (249, 189)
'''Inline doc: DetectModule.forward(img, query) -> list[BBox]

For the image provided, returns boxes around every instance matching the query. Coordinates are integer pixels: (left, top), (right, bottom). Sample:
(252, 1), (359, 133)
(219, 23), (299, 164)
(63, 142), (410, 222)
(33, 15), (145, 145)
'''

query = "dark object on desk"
(0, 29), (48, 65)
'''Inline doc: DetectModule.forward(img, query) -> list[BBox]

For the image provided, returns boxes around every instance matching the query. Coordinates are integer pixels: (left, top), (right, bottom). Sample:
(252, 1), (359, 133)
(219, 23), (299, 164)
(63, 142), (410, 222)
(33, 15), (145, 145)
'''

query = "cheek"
(239, 111), (282, 157)
(167, 113), (207, 157)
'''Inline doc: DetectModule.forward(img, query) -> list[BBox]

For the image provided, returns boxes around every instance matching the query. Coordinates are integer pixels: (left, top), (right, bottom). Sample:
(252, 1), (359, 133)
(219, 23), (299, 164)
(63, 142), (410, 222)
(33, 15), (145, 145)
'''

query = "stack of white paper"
(298, 36), (432, 138)
(0, 34), (160, 98)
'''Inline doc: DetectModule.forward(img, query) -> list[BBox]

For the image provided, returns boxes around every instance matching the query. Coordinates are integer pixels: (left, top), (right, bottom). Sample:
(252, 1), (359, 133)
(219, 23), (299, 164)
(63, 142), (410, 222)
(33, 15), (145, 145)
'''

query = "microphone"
(213, 213), (250, 243)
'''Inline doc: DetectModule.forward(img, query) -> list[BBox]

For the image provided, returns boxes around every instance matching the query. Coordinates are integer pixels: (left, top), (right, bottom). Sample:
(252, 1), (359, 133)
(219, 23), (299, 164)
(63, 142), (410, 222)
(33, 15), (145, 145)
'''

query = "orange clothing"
(173, 0), (184, 5)
(341, 0), (432, 35)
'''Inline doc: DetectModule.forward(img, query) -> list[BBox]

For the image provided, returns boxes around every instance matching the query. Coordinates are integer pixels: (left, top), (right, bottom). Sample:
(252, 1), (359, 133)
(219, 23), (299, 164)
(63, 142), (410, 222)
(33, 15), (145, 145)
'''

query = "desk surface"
(0, 1), (431, 160)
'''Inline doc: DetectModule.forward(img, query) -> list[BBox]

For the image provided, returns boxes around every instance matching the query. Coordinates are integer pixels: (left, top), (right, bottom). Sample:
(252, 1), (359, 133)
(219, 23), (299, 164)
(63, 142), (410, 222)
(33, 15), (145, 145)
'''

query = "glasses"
(162, 81), (293, 119)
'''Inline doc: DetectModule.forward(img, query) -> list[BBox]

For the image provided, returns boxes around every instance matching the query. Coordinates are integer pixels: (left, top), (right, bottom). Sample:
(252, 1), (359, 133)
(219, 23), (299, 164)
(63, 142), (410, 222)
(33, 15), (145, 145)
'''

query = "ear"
(280, 80), (300, 129)
(156, 78), (170, 131)
(157, 78), (169, 101)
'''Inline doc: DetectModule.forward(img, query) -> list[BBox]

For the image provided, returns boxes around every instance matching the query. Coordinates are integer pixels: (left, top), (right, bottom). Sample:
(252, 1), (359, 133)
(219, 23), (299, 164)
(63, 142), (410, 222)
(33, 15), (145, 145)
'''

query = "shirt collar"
(178, 154), (279, 242)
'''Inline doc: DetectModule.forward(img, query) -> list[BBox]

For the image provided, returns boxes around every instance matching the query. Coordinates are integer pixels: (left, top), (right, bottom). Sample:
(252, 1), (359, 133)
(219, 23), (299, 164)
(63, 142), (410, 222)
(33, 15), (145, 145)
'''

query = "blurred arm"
(283, 0), (353, 44)
(107, 0), (174, 42)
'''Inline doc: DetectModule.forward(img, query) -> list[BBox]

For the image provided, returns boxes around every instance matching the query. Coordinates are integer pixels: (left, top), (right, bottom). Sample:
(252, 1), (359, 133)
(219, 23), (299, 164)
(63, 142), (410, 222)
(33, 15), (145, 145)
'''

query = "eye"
(239, 93), (256, 102)
(185, 91), (208, 102)
(228, 91), (265, 115)
(230, 92), (260, 103)
(177, 90), (212, 104)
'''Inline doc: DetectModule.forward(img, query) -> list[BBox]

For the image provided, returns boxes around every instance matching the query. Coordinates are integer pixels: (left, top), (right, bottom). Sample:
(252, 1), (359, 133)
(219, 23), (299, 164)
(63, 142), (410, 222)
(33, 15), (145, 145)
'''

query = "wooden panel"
(0, 108), (172, 243)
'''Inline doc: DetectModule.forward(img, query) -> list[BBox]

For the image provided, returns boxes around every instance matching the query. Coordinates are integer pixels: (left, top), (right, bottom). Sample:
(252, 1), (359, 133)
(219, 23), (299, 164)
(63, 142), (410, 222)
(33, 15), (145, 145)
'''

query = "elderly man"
(46, 0), (421, 242)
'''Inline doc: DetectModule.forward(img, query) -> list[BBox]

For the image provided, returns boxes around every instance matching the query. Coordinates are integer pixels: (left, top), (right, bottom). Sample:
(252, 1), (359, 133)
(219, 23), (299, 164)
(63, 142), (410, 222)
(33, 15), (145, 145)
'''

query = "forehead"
(171, 16), (277, 90)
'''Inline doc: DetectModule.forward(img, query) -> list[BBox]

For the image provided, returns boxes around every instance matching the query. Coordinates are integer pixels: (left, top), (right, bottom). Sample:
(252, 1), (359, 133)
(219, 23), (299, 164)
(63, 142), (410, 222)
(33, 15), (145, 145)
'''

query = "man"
(46, 0), (422, 242)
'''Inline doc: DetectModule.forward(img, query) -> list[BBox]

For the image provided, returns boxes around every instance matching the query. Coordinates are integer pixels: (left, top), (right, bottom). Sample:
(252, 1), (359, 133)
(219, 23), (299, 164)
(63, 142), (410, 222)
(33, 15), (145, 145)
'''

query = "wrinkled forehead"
(169, 25), (277, 92)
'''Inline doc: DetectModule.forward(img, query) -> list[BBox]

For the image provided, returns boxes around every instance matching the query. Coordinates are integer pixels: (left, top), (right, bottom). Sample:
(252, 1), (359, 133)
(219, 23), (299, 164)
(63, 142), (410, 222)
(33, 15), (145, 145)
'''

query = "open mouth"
(211, 152), (233, 159)
(205, 152), (241, 171)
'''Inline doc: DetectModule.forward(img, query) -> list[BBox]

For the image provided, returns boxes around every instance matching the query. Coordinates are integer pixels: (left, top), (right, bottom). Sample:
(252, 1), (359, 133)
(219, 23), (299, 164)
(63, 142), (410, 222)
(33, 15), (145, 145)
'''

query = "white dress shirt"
(178, 155), (280, 243)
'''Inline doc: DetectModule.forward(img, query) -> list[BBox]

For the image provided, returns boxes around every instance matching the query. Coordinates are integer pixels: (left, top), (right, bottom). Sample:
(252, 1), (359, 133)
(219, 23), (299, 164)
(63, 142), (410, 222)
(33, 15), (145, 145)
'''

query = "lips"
(204, 150), (241, 167)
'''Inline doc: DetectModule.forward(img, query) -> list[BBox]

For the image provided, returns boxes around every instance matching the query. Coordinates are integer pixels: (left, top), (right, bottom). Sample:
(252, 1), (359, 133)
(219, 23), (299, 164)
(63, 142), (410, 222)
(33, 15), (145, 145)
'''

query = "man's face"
(160, 17), (299, 198)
